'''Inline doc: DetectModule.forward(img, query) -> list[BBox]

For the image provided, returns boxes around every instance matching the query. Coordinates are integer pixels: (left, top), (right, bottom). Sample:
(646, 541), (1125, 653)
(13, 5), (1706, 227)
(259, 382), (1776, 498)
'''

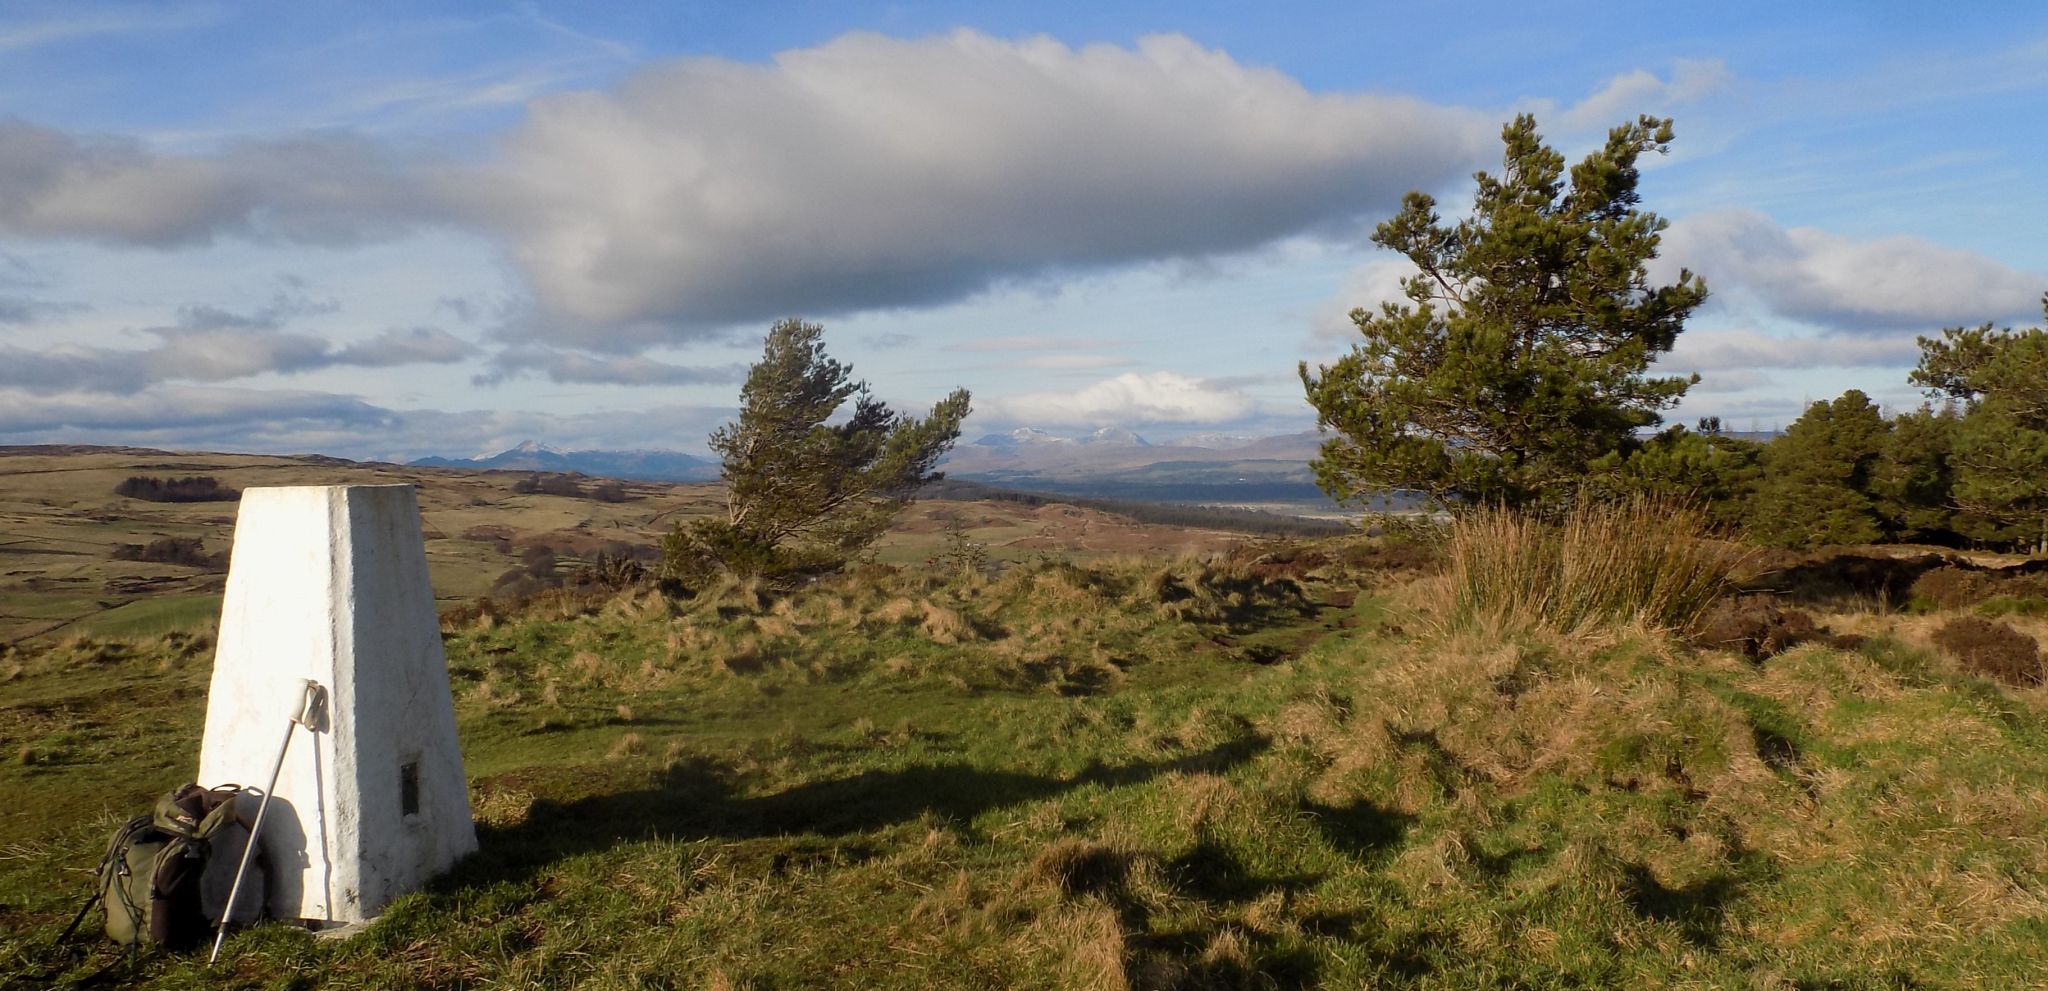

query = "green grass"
(61, 595), (221, 640)
(5, 552), (2048, 989)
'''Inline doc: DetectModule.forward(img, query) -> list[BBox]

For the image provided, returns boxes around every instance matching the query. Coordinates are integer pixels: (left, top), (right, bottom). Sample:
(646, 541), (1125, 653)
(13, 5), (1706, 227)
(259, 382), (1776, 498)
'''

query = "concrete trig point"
(199, 484), (477, 926)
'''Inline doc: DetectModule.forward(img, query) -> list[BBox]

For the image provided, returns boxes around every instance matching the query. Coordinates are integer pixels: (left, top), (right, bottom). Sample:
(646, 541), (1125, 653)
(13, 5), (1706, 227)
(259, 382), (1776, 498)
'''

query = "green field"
(5, 540), (2048, 989)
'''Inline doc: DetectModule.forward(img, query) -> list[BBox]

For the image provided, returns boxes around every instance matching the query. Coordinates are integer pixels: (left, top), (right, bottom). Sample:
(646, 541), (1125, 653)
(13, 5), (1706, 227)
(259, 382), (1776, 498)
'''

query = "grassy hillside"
(5, 540), (2048, 989)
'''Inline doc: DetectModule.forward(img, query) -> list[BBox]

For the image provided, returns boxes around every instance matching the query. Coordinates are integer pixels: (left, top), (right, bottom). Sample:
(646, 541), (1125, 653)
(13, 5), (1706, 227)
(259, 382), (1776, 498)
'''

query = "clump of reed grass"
(1443, 496), (1756, 635)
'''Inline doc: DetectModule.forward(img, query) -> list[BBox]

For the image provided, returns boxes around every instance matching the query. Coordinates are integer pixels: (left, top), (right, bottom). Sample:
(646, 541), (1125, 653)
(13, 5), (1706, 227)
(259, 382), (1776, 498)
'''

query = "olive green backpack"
(75, 784), (245, 950)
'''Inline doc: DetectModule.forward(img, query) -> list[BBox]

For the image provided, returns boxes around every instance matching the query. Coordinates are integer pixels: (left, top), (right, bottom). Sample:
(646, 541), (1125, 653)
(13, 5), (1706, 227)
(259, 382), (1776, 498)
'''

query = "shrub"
(513, 473), (588, 498)
(1443, 497), (1755, 634)
(1930, 616), (2043, 686)
(110, 536), (227, 570)
(113, 475), (239, 502)
(1692, 596), (1821, 660)
(1909, 566), (1987, 611)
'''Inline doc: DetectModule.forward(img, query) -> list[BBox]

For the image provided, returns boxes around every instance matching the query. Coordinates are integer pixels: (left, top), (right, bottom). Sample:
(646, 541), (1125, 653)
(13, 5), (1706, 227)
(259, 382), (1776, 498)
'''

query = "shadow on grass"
(1751, 552), (1950, 610)
(451, 734), (1272, 888)
(1303, 797), (1414, 864)
(1622, 862), (1736, 948)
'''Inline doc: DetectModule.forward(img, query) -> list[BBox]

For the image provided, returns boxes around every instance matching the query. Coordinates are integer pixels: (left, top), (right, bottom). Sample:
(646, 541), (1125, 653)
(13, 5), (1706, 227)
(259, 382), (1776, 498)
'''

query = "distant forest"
(113, 475), (240, 503)
(512, 473), (629, 503)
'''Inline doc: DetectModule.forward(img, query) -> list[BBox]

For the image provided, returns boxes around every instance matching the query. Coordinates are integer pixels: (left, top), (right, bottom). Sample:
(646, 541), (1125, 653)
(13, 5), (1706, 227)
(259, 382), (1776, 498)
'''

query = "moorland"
(4, 447), (2048, 989)
(0, 446), (1261, 645)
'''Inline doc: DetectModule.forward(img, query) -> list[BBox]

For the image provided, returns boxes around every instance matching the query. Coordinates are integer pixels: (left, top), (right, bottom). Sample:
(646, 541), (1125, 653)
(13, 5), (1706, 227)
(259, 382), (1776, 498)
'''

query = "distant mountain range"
(941, 428), (1333, 506)
(947, 427), (1320, 475)
(407, 430), (1340, 507)
(409, 440), (721, 482)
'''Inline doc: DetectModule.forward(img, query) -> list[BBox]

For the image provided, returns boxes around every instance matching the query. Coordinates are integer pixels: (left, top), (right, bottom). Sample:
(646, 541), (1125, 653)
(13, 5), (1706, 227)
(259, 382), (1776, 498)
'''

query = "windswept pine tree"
(665, 319), (971, 583)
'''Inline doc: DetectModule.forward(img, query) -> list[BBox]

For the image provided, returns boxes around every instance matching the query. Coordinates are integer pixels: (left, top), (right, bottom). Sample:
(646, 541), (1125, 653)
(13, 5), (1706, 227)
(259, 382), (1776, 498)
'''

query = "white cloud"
(1658, 208), (2043, 330)
(451, 30), (1493, 346)
(1661, 327), (1923, 373)
(1557, 59), (1732, 132)
(985, 370), (1256, 426)
(1310, 257), (1418, 340)
(0, 6), (220, 53)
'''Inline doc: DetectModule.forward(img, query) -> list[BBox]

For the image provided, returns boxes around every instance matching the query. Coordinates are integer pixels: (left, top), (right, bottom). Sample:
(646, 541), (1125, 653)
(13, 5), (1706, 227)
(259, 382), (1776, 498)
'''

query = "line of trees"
(113, 475), (240, 502)
(512, 473), (629, 503)
(1302, 114), (2048, 554)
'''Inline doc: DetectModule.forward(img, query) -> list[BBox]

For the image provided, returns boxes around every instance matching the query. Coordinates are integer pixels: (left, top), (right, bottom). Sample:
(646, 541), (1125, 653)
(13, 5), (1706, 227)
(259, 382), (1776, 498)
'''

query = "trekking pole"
(209, 678), (326, 966)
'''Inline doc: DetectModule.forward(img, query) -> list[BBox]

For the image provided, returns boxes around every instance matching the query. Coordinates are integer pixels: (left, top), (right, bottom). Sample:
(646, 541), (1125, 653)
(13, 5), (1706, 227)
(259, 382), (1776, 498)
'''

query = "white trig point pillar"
(199, 484), (477, 925)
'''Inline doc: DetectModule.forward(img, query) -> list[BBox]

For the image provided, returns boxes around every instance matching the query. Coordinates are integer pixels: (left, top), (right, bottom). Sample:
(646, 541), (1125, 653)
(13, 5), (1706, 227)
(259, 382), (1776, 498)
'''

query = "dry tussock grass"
(917, 601), (976, 644)
(1035, 900), (1129, 991)
(1442, 497), (1757, 635)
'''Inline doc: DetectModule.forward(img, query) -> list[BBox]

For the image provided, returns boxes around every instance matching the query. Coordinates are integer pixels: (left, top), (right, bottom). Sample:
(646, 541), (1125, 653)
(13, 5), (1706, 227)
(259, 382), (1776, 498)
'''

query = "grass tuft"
(1442, 497), (1757, 635)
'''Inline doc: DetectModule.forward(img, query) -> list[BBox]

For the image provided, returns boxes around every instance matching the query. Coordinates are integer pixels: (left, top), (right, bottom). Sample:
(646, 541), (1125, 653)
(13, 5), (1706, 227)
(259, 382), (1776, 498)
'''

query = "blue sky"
(1, 1), (2043, 459)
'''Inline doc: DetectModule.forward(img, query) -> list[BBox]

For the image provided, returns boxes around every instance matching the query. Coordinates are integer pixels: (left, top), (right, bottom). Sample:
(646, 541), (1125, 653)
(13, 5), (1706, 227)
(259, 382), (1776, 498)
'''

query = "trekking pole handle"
(292, 679), (327, 730)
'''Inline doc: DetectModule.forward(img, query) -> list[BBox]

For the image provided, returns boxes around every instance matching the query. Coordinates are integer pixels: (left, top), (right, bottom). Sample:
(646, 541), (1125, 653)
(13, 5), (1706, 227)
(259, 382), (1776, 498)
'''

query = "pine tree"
(1867, 406), (1958, 545)
(664, 319), (971, 583)
(1747, 390), (1890, 548)
(1913, 298), (2048, 552)
(1587, 422), (1763, 528)
(1300, 115), (1705, 510)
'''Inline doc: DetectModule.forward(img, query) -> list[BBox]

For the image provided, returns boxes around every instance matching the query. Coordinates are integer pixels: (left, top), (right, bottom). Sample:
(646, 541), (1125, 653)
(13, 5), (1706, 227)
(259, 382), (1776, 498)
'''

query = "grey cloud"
(860, 332), (916, 350)
(0, 386), (393, 436)
(1010, 353), (1132, 371)
(1657, 208), (2043, 330)
(147, 326), (336, 380)
(332, 326), (479, 366)
(0, 322), (479, 394)
(435, 296), (479, 323)
(450, 30), (1494, 347)
(0, 118), (430, 247)
(947, 335), (1117, 353)
(473, 345), (745, 386)
(0, 385), (732, 463)
(0, 294), (85, 324)
(0, 345), (155, 393)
